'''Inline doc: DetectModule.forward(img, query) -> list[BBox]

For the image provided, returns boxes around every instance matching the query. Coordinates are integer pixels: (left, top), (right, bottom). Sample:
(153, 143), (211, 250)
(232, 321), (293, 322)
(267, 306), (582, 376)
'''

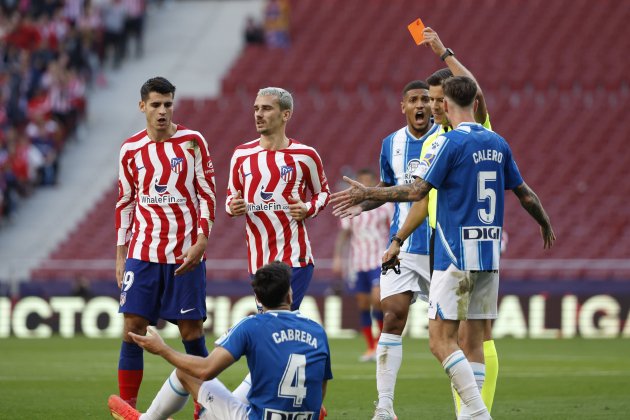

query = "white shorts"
(380, 252), (431, 303)
(427, 264), (499, 320)
(197, 379), (248, 420)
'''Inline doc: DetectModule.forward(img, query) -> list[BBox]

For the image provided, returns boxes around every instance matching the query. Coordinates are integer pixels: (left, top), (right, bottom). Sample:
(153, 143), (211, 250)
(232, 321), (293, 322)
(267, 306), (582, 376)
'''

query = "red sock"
(194, 401), (202, 420)
(361, 326), (375, 350)
(118, 369), (143, 408)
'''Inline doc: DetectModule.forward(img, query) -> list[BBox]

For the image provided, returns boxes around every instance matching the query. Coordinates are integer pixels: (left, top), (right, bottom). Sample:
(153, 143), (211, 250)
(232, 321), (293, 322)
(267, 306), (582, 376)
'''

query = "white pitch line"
(333, 370), (630, 381)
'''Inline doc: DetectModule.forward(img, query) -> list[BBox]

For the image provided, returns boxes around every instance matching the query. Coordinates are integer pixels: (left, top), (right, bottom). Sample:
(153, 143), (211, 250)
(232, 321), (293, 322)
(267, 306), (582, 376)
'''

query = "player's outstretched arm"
(130, 328), (235, 380)
(331, 176), (432, 213)
(512, 183), (556, 249)
(332, 181), (392, 218)
(421, 27), (488, 124)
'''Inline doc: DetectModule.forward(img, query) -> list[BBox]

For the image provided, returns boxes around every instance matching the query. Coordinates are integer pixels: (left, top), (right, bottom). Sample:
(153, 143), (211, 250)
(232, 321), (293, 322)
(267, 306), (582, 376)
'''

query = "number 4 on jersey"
(278, 353), (307, 406)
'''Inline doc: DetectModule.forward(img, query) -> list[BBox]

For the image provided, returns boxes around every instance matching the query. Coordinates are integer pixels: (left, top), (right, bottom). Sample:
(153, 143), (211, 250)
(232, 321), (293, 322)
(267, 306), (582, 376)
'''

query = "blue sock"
(373, 310), (384, 322)
(118, 341), (143, 370)
(182, 336), (209, 357)
(360, 310), (372, 328)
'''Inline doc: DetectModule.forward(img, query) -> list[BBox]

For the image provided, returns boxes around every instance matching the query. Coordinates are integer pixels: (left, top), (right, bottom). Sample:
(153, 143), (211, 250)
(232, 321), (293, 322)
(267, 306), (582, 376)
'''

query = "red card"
(407, 18), (426, 45)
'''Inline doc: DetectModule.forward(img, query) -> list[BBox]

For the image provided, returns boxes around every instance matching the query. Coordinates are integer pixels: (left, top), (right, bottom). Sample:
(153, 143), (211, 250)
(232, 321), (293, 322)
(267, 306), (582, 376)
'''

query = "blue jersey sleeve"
(380, 137), (395, 185)
(214, 316), (254, 361)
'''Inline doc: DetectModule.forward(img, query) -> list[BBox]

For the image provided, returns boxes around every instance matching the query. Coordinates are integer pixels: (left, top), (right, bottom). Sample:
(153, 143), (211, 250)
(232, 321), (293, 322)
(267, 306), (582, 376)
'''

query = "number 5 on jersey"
(477, 171), (497, 224)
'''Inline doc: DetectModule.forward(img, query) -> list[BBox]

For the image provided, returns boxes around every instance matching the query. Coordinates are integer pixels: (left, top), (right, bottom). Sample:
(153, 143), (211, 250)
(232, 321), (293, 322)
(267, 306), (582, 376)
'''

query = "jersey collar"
(405, 122), (437, 141)
(455, 122), (482, 129)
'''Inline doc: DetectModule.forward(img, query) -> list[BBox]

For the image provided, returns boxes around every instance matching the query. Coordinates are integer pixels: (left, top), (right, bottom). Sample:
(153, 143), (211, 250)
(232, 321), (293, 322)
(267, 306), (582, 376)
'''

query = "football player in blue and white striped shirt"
(335, 79), (439, 420)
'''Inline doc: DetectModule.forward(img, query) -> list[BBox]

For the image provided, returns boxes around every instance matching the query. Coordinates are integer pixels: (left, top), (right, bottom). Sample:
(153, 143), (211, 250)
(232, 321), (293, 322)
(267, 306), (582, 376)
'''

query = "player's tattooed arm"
(332, 181), (392, 218)
(513, 182), (556, 249)
(358, 181), (393, 211)
(331, 176), (432, 213)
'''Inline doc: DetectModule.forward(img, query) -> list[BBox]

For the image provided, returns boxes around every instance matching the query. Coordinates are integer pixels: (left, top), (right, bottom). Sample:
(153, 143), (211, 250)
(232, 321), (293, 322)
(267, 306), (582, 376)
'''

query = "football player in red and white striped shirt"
(226, 87), (330, 408)
(226, 87), (330, 309)
(333, 169), (393, 362)
(114, 77), (216, 414)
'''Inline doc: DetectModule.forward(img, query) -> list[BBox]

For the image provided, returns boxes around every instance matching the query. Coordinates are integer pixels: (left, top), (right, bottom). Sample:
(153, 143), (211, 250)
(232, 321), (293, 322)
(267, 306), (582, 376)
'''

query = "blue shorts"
(348, 267), (381, 294)
(290, 264), (314, 310)
(119, 258), (207, 325)
(251, 264), (314, 311)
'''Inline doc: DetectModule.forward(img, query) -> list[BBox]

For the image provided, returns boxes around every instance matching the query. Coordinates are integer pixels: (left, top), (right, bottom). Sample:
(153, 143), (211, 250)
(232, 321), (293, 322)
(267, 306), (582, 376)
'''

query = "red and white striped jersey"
(226, 138), (330, 273)
(340, 204), (394, 272)
(116, 125), (216, 264)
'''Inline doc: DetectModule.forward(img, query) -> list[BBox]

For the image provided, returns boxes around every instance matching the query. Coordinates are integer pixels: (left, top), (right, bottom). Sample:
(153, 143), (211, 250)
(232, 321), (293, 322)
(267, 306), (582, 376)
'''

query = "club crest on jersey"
(280, 165), (295, 183)
(260, 185), (274, 202)
(120, 292), (126, 306)
(171, 157), (184, 174)
(404, 159), (420, 184)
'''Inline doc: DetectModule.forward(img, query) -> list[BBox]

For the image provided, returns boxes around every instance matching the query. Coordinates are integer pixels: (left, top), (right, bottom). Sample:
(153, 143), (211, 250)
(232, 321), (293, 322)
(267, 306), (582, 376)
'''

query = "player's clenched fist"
(229, 190), (247, 216)
(288, 195), (308, 221)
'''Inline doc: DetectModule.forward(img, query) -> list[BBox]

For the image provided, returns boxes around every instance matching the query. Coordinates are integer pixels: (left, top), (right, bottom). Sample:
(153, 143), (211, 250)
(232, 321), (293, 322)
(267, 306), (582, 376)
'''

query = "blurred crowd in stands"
(244, 0), (289, 48)
(0, 0), (148, 225)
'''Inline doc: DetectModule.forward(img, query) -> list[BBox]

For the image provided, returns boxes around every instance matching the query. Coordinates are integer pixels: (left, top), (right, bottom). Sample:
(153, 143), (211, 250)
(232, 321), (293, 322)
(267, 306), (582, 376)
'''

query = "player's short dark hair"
(251, 261), (292, 309)
(426, 68), (453, 87)
(443, 76), (478, 108)
(140, 77), (176, 101)
(402, 80), (429, 98)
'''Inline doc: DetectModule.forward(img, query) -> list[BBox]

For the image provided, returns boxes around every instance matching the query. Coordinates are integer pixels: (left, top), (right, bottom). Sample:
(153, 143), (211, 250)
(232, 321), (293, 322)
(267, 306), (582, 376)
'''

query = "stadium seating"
(31, 0), (630, 282)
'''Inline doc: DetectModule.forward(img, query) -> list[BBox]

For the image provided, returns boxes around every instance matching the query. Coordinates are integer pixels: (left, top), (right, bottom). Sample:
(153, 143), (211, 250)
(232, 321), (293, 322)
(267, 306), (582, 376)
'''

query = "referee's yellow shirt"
(421, 115), (492, 229)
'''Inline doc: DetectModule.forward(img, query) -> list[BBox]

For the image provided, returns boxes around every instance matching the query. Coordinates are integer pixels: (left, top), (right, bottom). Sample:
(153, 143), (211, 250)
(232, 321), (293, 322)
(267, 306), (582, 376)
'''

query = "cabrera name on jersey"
(414, 123), (523, 271)
(380, 124), (439, 254)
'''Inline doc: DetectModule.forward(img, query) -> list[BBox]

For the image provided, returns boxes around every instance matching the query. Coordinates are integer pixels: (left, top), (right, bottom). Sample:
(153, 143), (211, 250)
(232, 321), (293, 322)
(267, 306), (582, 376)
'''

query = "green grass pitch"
(0, 337), (628, 419)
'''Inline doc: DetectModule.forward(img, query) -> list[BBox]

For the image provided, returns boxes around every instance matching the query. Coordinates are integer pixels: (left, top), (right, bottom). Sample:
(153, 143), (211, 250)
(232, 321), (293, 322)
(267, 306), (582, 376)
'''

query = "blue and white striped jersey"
(380, 123), (439, 255)
(414, 122), (523, 271)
